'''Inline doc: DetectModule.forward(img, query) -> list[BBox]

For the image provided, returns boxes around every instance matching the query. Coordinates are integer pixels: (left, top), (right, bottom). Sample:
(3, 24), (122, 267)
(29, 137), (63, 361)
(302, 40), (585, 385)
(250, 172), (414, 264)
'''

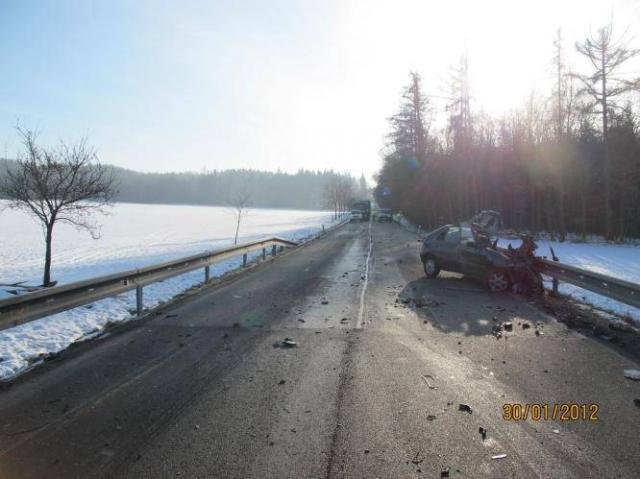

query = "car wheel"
(486, 269), (510, 293)
(423, 256), (440, 278)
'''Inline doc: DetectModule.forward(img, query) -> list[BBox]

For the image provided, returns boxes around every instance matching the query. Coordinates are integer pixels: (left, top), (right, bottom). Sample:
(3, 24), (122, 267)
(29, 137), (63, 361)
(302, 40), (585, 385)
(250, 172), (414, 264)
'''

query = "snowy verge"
(0, 210), (341, 382)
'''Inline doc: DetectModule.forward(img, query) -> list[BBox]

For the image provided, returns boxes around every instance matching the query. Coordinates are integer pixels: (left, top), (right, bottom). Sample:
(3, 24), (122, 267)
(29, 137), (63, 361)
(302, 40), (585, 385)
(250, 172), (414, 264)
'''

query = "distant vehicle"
(377, 209), (393, 222)
(419, 224), (542, 293)
(350, 210), (364, 222)
(351, 200), (371, 221)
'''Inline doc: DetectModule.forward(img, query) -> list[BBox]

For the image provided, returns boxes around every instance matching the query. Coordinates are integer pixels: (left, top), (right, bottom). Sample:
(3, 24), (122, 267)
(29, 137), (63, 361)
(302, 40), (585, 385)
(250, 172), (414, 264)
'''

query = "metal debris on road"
(623, 369), (640, 381)
(491, 324), (503, 339)
(458, 404), (473, 414)
(274, 338), (298, 348)
(491, 454), (507, 460)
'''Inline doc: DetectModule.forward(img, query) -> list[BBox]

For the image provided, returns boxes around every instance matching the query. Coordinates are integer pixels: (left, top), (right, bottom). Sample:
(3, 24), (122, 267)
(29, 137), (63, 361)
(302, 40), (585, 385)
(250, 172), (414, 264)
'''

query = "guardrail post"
(272, 245), (277, 256)
(204, 265), (210, 283)
(242, 253), (248, 267)
(136, 285), (143, 316)
(549, 246), (559, 295)
(262, 248), (266, 260)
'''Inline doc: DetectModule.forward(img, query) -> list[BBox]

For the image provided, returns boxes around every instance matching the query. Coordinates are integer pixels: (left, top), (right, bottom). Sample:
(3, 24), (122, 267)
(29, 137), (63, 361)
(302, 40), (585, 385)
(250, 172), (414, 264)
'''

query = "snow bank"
(0, 202), (338, 381)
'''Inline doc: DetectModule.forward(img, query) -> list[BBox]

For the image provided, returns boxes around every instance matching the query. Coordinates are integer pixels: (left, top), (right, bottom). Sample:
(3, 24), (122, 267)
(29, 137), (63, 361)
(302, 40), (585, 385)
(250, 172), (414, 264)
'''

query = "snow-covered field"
(498, 237), (640, 323)
(0, 201), (338, 381)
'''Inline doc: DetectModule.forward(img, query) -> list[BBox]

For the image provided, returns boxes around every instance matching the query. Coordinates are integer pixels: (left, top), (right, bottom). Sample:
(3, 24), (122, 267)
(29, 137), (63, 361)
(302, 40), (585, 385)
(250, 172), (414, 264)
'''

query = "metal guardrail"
(536, 258), (640, 310)
(0, 237), (297, 332)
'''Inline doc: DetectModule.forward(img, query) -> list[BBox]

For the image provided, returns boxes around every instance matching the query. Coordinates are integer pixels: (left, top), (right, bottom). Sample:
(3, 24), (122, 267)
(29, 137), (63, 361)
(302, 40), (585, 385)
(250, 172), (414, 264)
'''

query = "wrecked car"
(419, 224), (543, 294)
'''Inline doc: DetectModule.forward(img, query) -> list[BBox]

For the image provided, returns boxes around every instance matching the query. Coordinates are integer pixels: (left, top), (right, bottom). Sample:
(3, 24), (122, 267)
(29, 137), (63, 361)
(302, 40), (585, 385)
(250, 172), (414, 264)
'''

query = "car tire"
(423, 256), (440, 278)
(486, 268), (510, 293)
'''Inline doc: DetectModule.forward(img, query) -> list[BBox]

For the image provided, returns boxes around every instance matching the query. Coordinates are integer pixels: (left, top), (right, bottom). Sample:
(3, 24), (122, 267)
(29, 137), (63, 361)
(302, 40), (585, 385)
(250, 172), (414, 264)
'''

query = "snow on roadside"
(498, 237), (640, 324)
(0, 203), (340, 381)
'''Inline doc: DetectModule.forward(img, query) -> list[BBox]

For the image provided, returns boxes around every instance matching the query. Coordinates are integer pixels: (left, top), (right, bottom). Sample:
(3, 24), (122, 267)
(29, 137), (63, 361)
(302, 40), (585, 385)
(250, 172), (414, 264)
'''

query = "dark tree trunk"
(43, 222), (53, 286)
(234, 214), (241, 245)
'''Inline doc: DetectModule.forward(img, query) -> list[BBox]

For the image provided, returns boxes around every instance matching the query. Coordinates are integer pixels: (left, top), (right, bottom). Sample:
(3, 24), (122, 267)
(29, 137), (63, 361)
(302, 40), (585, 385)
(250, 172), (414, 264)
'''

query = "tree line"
(1, 157), (359, 211)
(375, 23), (640, 240)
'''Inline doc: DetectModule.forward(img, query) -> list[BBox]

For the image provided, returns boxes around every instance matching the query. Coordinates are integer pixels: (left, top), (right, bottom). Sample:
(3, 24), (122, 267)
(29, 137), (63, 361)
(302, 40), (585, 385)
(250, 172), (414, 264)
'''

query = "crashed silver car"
(419, 224), (542, 293)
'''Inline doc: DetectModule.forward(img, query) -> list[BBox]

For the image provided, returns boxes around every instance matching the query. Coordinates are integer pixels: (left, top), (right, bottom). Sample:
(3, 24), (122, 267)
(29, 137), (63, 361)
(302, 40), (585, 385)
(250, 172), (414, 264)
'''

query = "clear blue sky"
(2, 1), (639, 178)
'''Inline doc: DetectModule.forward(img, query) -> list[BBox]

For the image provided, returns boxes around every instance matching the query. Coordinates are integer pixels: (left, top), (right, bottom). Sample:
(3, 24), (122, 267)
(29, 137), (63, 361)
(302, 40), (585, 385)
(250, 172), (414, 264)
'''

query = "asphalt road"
(1, 220), (639, 479)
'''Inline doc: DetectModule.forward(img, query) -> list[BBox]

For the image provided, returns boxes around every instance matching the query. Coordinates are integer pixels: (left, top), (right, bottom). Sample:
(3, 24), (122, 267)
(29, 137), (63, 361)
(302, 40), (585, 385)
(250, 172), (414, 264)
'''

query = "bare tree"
(337, 176), (356, 213)
(551, 28), (578, 240)
(323, 174), (356, 219)
(228, 189), (251, 245)
(571, 21), (640, 238)
(324, 175), (340, 219)
(0, 126), (117, 286)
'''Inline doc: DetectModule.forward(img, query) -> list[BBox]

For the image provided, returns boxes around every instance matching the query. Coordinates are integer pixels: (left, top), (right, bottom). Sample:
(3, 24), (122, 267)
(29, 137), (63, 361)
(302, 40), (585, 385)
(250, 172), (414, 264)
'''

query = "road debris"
(278, 379), (286, 385)
(440, 468), (450, 477)
(491, 324), (503, 339)
(458, 404), (473, 414)
(321, 299), (329, 305)
(609, 320), (634, 333)
(479, 427), (487, 441)
(623, 369), (640, 381)
(274, 338), (298, 348)
(411, 451), (423, 465)
(491, 454), (507, 460)
(422, 374), (438, 389)
(552, 429), (560, 434)
(427, 415), (436, 421)
(503, 321), (513, 332)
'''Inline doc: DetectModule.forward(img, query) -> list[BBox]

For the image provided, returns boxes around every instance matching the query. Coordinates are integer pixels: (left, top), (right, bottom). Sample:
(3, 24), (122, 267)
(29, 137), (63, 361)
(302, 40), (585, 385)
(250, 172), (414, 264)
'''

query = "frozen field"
(0, 201), (337, 380)
(498, 237), (640, 323)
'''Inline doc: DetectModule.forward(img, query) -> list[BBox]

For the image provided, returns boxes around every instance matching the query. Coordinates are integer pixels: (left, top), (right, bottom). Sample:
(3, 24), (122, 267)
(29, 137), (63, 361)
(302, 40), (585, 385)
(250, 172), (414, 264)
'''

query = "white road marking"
(357, 216), (373, 328)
